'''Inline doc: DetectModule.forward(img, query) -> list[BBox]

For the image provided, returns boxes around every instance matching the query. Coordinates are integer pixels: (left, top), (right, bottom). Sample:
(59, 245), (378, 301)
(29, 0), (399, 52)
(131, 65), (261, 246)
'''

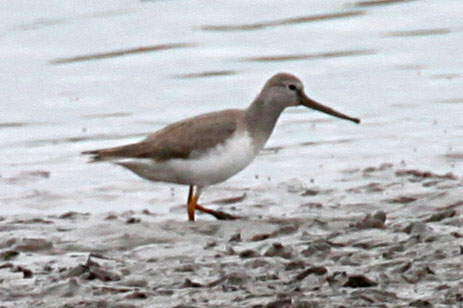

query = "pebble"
(0, 250), (19, 261)
(126, 217), (141, 224)
(343, 274), (378, 288)
(354, 210), (386, 229)
(125, 291), (148, 299)
(239, 249), (260, 258)
(265, 298), (292, 308)
(295, 266), (327, 281)
(264, 242), (295, 259)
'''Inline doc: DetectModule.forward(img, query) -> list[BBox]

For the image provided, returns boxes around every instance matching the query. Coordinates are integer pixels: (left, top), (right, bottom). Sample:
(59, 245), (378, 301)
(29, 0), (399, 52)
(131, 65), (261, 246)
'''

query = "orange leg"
(187, 185), (239, 221)
(187, 185), (197, 221)
(196, 203), (238, 220)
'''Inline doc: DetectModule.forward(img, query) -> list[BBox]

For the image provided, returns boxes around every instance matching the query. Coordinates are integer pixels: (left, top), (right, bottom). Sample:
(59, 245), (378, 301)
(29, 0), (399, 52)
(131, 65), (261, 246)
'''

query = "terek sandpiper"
(83, 73), (360, 221)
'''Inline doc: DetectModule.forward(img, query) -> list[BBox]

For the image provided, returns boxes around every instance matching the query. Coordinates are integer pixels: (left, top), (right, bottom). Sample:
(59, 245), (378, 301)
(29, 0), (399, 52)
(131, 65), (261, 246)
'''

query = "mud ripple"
(353, 0), (416, 8)
(173, 70), (236, 79)
(385, 28), (451, 37)
(0, 122), (29, 129)
(436, 98), (463, 104)
(240, 49), (376, 62)
(201, 11), (365, 31)
(50, 43), (194, 64)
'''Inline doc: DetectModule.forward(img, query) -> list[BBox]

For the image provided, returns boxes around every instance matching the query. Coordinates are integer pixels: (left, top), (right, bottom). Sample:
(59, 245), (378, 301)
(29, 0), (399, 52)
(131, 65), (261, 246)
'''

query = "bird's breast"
(180, 129), (257, 185)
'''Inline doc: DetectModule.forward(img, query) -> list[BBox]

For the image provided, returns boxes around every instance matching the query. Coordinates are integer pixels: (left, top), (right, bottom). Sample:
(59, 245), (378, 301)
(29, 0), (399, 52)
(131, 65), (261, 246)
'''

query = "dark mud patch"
(298, 137), (354, 148)
(395, 169), (458, 181)
(353, 0), (416, 8)
(343, 274), (378, 288)
(0, 122), (30, 129)
(201, 11), (364, 31)
(385, 28), (451, 37)
(240, 49), (376, 63)
(353, 211), (386, 229)
(384, 194), (420, 204)
(173, 70), (236, 79)
(50, 43), (193, 64)
(14, 18), (63, 31)
(14, 9), (136, 31)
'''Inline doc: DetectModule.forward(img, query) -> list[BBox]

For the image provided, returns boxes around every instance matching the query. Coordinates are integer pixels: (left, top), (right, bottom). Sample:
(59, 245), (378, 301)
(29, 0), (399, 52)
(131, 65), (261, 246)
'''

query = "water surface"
(0, 0), (462, 217)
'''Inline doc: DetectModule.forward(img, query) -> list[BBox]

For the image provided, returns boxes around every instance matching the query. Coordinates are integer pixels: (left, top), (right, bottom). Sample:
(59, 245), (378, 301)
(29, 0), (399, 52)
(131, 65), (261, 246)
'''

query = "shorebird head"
(264, 72), (360, 124)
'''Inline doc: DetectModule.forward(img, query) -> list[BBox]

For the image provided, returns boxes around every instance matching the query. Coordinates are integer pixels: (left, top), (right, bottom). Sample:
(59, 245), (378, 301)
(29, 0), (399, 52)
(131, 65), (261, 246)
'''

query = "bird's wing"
(82, 109), (242, 162)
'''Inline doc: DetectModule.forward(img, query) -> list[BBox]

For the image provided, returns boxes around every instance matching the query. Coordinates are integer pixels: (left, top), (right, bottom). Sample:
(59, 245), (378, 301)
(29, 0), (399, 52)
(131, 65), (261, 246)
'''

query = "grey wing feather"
(82, 109), (242, 162)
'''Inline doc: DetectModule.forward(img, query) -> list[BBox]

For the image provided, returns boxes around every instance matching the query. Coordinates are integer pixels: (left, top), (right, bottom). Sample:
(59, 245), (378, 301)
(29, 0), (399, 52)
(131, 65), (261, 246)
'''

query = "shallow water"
(1, 0), (462, 217)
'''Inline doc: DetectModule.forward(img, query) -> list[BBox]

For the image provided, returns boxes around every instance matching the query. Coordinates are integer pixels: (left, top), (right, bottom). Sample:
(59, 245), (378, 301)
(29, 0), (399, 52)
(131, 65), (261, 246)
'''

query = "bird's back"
(83, 109), (245, 162)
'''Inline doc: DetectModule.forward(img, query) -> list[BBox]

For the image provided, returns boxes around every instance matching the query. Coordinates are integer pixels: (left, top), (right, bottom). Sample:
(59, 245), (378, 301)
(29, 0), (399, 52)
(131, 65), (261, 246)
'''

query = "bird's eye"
(288, 84), (297, 91)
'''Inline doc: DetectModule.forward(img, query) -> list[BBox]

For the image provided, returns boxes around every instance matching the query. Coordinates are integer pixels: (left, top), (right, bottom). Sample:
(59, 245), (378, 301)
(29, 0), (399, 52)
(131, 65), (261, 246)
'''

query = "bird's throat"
(245, 99), (285, 151)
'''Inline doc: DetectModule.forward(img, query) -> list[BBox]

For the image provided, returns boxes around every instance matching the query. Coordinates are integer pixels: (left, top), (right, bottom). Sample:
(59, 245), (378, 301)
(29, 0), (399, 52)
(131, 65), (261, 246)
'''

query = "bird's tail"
(82, 142), (144, 163)
(81, 149), (106, 163)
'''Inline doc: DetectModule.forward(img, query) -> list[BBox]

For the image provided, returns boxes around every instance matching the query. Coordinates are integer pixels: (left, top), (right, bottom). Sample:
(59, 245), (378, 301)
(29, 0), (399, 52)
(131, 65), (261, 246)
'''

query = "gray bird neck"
(245, 94), (286, 151)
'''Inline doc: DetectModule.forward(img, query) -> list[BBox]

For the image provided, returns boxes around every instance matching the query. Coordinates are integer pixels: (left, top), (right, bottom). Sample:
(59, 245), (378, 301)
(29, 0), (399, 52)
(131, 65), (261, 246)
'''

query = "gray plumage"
(83, 109), (244, 162)
(83, 72), (359, 185)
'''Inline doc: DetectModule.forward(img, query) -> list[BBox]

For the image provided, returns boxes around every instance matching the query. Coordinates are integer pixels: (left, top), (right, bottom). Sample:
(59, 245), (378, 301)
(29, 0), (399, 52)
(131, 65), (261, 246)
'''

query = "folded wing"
(82, 109), (241, 162)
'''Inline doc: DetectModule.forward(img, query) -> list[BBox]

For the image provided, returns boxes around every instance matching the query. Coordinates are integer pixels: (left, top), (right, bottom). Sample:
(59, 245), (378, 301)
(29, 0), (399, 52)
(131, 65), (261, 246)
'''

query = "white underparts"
(116, 130), (258, 186)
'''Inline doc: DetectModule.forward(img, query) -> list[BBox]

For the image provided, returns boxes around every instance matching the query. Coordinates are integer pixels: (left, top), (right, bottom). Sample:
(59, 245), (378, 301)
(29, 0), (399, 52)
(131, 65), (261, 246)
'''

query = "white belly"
(118, 131), (258, 186)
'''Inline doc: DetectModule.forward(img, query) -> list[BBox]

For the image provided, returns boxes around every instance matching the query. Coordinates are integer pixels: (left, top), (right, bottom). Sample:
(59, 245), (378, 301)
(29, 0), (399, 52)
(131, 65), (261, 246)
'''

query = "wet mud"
(1, 164), (462, 307)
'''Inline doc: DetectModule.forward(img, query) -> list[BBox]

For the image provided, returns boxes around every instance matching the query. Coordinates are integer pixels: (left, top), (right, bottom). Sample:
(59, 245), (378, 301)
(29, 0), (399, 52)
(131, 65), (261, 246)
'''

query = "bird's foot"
(195, 203), (240, 220)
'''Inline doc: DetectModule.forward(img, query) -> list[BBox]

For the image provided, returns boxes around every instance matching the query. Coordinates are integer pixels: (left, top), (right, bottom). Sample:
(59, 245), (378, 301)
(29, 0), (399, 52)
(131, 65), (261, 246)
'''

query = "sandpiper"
(83, 73), (360, 221)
